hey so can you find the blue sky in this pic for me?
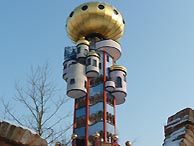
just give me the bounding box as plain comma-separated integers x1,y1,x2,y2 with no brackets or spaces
1,0,194,146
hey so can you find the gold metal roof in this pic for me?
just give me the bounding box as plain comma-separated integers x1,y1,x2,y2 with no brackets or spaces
66,2,125,43
76,39,90,46
110,65,127,74
87,50,100,58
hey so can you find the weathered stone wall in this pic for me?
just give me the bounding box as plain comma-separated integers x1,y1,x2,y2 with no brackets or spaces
0,121,47,146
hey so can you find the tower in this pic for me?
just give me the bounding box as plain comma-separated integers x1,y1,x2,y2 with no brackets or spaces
63,2,127,146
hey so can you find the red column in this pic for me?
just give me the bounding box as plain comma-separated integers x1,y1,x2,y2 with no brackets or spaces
111,52,117,135
113,97,116,134
112,142,119,146
73,100,77,132
85,78,90,146
103,51,107,142
94,137,101,146
72,139,77,146
73,101,77,146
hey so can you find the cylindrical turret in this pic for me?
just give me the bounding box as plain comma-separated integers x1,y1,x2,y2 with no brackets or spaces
86,51,100,78
76,39,90,63
67,63,87,98
109,65,127,105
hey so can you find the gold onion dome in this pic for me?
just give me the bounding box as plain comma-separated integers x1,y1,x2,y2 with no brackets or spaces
66,1,125,43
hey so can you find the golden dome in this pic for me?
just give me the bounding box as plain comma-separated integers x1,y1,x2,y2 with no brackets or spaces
66,2,125,43
125,141,132,146
93,132,100,138
112,134,119,141
55,142,61,146
71,133,78,139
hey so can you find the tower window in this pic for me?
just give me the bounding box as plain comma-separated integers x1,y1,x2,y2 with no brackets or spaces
85,81,87,88
93,59,97,67
99,62,102,69
84,49,88,55
98,4,105,10
70,78,75,84
115,77,122,88
107,55,109,62
64,64,67,69
113,9,119,15
87,58,91,65
69,11,74,17
77,46,81,53
123,19,125,24
82,5,88,11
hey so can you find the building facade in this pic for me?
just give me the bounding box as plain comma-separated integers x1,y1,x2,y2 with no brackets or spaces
163,108,194,146
63,2,127,146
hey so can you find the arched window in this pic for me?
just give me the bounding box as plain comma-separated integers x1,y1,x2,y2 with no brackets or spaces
115,77,122,88
70,78,75,84
93,59,97,67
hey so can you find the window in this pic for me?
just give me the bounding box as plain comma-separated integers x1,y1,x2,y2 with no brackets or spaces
107,55,109,62
84,49,88,55
93,59,97,67
113,9,119,15
123,19,125,24
99,62,102,69
77,46,81,53
85,81,87,88
69,11,74,17
98,4,104,10
70,79,75,84
64,64,67,69
82,5,88,11
115,77,122,88
87,58,91,65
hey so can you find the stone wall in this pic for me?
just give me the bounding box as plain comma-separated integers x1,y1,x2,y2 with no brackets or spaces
0,121,47,146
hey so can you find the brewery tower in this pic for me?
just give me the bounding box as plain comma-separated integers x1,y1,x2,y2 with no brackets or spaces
63,2,127,146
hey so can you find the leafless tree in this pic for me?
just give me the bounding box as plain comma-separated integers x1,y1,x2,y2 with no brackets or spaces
1,64,72,145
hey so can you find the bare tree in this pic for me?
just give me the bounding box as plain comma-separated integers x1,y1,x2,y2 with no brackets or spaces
1,64,72,145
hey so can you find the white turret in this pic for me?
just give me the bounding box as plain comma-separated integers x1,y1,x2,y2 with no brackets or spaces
109,65,127,105
86,51,100,78
67,63,87,98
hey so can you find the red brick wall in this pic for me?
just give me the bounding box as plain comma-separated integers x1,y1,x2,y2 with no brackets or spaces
0,121,47,146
